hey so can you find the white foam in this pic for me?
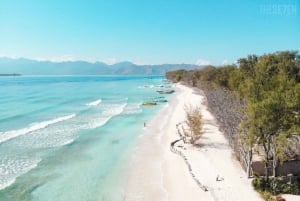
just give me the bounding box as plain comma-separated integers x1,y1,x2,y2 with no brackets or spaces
0,158,41,190
58,138,74,146
87,103,127,129
123,103,143,115
0,178,15,191
86,99,102,106
102,103,127,116
138,85,154,89
0,114,76,144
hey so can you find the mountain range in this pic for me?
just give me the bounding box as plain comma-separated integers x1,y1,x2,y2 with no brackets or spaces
0,57,203,75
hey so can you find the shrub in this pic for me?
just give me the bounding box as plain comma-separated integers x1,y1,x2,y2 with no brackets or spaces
253,176,300,196
184,104,202,144
261,191,275,201
252,176,263,190
252,176,270,191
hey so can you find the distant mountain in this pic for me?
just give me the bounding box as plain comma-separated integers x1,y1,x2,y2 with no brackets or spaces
0,57,203,75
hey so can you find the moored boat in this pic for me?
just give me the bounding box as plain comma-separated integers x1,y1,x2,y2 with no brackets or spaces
156,89,175,94
142,102,157,106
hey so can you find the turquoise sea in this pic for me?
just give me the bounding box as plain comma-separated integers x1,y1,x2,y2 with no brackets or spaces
0,75,170,201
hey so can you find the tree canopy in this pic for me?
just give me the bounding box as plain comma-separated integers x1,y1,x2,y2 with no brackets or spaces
166,51,300,180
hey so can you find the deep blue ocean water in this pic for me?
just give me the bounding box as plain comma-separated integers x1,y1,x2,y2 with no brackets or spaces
0,75,170,201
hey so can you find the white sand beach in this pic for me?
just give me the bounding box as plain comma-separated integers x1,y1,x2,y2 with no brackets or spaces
124,84,263,201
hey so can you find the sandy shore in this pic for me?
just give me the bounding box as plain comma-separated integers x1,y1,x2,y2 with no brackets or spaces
124,84,263,201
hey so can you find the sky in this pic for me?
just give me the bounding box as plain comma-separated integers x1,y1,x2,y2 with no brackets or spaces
0,0,299,65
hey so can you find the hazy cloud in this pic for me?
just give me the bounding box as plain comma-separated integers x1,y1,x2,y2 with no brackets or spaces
222,60,229,65
104,58,118,65
49,55,77,62
195,58,211,66
0,54,19,59
34,55,77,62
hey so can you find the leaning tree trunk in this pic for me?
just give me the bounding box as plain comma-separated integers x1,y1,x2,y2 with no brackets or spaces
246,149,253,178
263,139,271,184
265,160,270,184
272,157,278,177
271,147,278,177
271,136,279,177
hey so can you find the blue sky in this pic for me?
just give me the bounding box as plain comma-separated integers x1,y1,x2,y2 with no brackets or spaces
0,0,299,65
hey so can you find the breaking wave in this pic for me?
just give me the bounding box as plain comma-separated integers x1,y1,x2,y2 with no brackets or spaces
0,114,76,144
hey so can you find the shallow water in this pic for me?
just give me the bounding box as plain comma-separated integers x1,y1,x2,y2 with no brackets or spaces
0,75,170,200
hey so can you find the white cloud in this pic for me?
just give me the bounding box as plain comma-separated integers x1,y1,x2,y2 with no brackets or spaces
50,55,77,62
131,60,148,65
34,55,77,62
221,60,238,65
195,58,211,66
1,54,102,63
104,58,118,65
0,54,19,59
222,59,229,65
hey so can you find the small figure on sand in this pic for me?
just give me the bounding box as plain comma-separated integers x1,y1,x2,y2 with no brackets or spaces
144,122,146,127
216,175,224,181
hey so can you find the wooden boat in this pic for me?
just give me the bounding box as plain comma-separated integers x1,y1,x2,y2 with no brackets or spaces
153,96,168,103
156,89,175,94
142,102,157,106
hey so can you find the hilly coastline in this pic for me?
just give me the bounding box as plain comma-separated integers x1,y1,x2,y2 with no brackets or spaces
0,57,202,75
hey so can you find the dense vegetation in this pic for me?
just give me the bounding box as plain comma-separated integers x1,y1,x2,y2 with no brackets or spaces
166,51,300,196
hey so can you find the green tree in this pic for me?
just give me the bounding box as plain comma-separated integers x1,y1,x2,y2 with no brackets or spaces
238,54,258,78
242,52,300,181
215,65,237,88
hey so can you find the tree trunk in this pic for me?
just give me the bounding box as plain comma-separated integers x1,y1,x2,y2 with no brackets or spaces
263,139,271,183
265,161,270,183
247,149,253,178
272,160,276,177
271,136,278,177
272,155,278,177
